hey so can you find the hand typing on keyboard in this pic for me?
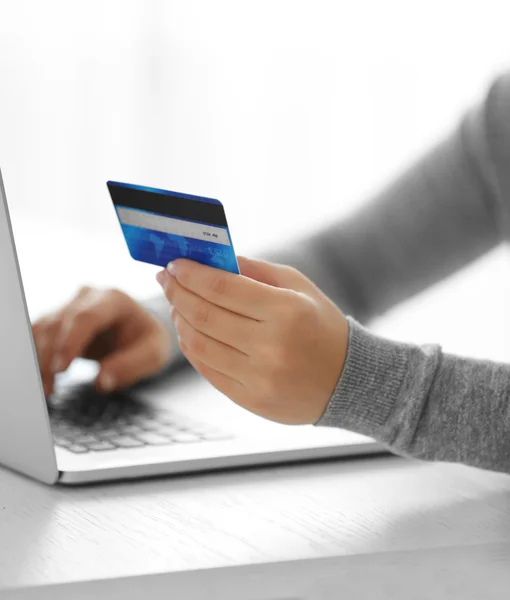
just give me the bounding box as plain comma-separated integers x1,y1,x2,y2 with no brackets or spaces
32,287,174,397
32,283,235,453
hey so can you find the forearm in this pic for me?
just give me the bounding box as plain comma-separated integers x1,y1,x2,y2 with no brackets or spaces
318,318,510,473
265,89,504,323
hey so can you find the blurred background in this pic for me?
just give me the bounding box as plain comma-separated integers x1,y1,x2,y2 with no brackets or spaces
1,0,510,359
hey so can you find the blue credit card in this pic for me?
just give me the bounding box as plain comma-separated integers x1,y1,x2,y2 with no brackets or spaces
107,181,239,274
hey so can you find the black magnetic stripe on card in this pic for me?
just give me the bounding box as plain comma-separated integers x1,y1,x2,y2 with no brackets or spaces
107,183,228,227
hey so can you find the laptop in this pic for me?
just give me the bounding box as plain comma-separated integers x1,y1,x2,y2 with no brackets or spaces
0,169,385,485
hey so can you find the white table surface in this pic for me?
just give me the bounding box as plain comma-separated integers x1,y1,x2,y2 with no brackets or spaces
2,215,510,599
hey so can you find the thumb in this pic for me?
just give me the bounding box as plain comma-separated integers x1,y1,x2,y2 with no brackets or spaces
237,256,318,294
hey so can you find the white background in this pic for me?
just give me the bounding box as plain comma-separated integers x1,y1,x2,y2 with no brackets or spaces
1,0,510,359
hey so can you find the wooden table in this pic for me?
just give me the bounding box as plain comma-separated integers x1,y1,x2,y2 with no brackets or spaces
2,457,510,599
2,216,510,599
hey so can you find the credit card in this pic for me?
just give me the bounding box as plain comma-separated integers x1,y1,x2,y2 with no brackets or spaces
107,181,239,274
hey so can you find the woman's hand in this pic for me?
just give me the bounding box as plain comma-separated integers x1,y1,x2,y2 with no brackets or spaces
32,287,173,396
157,256,349,425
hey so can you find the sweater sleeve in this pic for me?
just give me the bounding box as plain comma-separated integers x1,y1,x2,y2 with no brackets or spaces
312,72,510,474
265,74,508,321
318,317,510,474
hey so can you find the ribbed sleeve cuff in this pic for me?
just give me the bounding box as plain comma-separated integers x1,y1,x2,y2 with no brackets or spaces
315,317,409,437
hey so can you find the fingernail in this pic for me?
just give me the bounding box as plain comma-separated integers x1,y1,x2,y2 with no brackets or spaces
51,355,65,373
166,262,176,276
100,372,116,392
156,270,168,286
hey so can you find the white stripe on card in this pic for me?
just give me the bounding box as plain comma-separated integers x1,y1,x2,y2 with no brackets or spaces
116,206,231,246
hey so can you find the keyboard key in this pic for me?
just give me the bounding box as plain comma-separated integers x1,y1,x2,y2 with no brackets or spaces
110,436,145,448
116,424,142,435
170,432,201,444
129,414,155,424
93,429,121,439
158,426,182,437
134,432,171,446
138,420,163,431
53,424,82,435
87,441,116,451
73,434,99,445
67,444,89,453
53,436,72,447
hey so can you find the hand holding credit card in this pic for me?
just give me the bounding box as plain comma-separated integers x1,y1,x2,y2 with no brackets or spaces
107,181,239,274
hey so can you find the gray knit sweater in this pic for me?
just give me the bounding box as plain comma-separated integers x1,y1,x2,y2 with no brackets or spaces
146,71,510,474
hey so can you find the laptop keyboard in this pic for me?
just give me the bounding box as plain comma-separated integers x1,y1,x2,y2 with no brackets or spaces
49,384,235,454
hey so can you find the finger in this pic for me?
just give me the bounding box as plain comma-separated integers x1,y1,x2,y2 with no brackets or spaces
180,340,245,400
164,276,258,353
238,256,319,294
32,286,95,375
32,314,61,396
95,332,171,392
164,259,287,320
237,256,283,287
52,290,128,372
173,312,247,380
